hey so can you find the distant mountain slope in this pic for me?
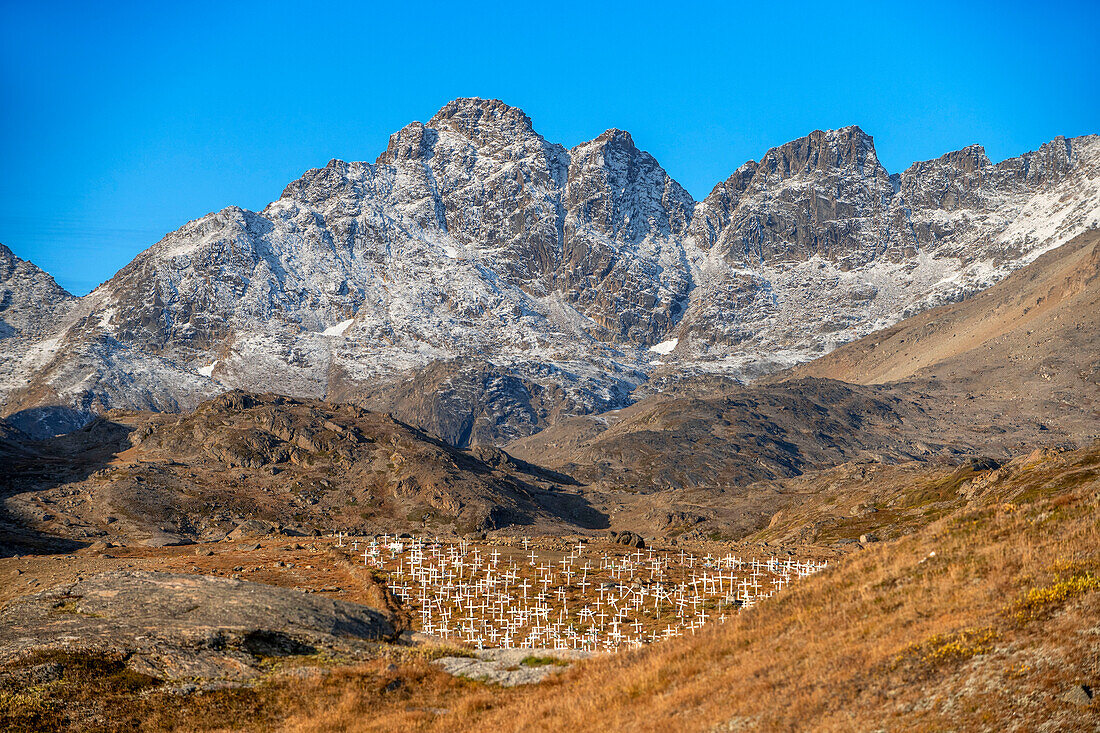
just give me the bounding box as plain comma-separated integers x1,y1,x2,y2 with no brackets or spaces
0,391,604,550
0,243,74,338
0,243,84,437
3,100,1098,444
509,231,1100,494
784,228,1100,388
338,358,632,449
506,378,947,493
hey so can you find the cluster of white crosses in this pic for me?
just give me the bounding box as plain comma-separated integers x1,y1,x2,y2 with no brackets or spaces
342,533,827,651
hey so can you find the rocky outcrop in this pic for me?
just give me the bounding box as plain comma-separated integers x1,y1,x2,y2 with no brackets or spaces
433,647,590,686
0,571,394,681
611,530,646,549
0,390,606,543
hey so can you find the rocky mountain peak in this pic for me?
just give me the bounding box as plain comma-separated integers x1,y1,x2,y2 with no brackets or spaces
0,243,64,291
1004,134,1080,185
2,106,1097,449
375,121,438,165
429,96,532,127
427,97,541,149
279,155,370,204
687,161,761,250
756,125,883,181
0,242,17,278
567,128,694,234
902,143,991,178
0,242,74,338
947,144,991,171
588,128,637,150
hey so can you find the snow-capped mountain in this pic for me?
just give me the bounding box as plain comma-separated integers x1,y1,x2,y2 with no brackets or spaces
2,98,1098,442
675,127,1100,375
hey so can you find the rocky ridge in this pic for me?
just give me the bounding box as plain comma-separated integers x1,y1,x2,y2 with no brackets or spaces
0,390,604,550
2,99,1098,444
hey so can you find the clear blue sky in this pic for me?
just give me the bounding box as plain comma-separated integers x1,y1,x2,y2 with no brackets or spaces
2,0,1097,295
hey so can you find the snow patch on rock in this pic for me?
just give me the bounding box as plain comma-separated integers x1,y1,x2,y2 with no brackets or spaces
322,320,354,337
649,338,678,355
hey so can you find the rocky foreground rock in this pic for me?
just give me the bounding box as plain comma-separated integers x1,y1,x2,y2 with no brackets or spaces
432,647,592,686
0,571,394,681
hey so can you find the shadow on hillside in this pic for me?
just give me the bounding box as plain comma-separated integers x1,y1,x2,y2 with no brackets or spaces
0,413,133,558
534,488,610,531
4,405,97,439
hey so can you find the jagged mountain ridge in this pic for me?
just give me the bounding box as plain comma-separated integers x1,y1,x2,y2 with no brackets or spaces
505,229,1100,503
2,98,1098,442
676,128,1098,372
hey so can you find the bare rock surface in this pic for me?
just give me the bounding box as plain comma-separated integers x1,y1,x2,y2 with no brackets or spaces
0,570,394,681
432,647,592,686
2,100,1097,447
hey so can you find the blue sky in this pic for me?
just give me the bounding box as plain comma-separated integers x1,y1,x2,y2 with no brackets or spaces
2,0,1097,295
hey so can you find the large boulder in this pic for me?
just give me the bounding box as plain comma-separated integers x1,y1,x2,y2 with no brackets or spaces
227,519,277,540
613,531,646,549
0,571,394,681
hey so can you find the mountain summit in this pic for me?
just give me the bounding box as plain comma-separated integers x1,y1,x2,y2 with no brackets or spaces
2,99,1098,442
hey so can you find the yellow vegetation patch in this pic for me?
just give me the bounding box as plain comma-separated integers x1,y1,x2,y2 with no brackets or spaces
894,626,1000,671
1009,572,1100,624
519,656,569,668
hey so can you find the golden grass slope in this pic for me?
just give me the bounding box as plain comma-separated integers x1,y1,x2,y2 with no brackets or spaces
3,442,1096,731
275,441,1100,732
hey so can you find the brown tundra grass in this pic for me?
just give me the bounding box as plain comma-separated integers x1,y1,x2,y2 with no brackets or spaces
272,443,1100,732
7,443,1099,732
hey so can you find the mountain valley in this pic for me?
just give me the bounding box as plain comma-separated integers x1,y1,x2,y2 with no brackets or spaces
2,99,1099,732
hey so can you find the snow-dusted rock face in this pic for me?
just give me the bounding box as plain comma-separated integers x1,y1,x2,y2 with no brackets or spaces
0,243,74,338
674,128,1100,373
0,243,83,434
2,99,1098,444
559,128,695,342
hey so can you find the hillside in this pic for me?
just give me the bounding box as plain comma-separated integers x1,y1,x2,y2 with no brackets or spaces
3,441,1095,731
786,228,1100,389
507,378,943,492
396,441,1100,732
0,391,602,554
